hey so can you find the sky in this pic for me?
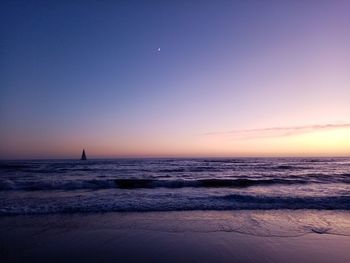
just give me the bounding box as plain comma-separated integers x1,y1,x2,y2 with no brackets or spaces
1,0,350,159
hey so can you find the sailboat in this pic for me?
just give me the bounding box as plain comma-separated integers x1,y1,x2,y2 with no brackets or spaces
81,149,87,160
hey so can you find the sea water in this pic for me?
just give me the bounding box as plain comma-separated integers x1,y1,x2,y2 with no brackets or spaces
0,158,350,214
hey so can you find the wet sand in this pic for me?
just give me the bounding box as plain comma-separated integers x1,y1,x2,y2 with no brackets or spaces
1,210,350,263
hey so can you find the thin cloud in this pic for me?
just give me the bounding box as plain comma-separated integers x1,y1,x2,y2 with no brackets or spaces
205,123,350,140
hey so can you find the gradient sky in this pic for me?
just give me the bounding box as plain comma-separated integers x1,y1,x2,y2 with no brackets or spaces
1,0,350,159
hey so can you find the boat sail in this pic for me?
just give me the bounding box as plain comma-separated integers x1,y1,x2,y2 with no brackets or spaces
81,149,87,160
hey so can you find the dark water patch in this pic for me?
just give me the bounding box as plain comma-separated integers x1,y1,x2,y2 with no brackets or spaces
300,159,324,163
157,168,186,173
275,165,295,170
197,178,307,187
114,179,155,189
0,163,29,170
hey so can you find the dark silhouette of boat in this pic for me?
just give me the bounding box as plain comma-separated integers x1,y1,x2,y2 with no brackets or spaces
81,149,87,160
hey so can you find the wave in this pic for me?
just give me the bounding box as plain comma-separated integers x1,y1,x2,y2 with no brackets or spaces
1,194,350,215
0,177,328,191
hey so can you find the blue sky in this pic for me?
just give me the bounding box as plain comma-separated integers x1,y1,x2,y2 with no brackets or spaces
1,0,350,158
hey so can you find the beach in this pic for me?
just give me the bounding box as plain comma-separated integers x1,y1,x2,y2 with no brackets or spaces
1,210,350,263
1,158,350,262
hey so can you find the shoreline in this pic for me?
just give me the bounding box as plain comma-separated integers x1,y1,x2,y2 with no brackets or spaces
1,210,349,263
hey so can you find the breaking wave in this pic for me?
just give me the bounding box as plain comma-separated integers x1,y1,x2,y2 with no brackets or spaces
1,194,350,215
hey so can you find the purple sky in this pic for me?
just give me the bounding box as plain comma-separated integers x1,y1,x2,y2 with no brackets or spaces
1,0,350,158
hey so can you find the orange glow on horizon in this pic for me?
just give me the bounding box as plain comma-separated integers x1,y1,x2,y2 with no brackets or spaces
1,126,349,159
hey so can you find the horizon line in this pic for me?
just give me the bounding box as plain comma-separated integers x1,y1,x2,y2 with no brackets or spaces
1,155,349,161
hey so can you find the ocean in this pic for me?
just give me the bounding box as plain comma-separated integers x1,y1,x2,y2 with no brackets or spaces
1,158,350,214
